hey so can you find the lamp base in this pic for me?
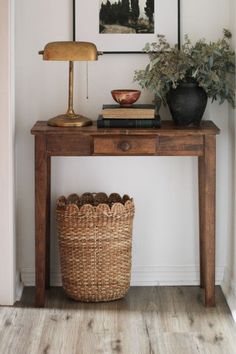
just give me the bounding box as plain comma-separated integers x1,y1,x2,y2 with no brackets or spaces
47,114,93,127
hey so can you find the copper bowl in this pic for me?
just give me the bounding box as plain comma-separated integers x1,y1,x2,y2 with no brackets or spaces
111,89,141,106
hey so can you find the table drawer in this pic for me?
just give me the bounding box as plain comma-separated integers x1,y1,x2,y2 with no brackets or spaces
93,136,156,155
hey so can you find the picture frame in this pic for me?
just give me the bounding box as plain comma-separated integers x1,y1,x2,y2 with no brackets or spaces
73,0,180,53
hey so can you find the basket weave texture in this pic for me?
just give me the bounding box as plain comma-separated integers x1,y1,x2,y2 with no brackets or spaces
56,192,135,302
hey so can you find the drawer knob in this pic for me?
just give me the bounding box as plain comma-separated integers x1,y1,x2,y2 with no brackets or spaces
118,141,131,151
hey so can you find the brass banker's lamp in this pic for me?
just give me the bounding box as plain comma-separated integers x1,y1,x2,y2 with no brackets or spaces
39,41,98,127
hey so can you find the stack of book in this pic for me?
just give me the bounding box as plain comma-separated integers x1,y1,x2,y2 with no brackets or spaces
97,104,161,128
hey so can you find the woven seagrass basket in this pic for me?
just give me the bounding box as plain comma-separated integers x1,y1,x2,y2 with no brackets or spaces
56,192,135,302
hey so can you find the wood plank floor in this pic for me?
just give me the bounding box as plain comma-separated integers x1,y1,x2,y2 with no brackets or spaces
0,286,236,354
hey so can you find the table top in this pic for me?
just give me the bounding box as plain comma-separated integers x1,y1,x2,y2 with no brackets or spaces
31,120,220,136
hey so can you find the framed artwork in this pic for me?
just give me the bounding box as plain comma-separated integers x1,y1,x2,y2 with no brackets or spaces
74,0,180,53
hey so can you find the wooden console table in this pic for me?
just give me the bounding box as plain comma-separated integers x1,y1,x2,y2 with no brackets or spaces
31,120,220,308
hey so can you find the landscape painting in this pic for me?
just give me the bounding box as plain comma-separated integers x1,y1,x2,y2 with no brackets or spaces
75,0,179,52
99,0,154,34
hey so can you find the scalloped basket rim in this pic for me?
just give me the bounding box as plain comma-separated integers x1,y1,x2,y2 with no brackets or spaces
56,192,134,213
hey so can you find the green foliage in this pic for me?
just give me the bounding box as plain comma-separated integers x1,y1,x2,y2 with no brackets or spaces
121,0,130,24
131,0,140,23
144,0,154,23
100,0,130,26
134,30,235,107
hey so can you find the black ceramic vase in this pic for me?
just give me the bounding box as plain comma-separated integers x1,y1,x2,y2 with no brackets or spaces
167,81,208,126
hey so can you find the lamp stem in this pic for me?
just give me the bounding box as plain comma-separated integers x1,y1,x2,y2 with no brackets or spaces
66,61,76,117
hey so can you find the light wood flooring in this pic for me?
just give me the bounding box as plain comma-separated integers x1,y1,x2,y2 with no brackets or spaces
0,286,236,354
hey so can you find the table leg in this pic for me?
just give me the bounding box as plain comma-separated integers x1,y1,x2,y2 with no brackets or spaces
198,156,205,289
45,156,51,289
35,135,50,307
199,135,216,307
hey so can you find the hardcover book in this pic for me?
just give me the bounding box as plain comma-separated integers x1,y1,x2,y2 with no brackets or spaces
97,115,161,129
102,104,156,119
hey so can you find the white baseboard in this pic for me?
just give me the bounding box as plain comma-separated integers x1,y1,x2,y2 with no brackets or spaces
221,267,236,322
20,265,224,287
131,265,224,286
15,270,24,302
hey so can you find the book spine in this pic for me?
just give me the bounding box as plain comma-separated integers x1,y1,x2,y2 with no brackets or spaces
102,113,155,119
102,104,155,109
102,109,155,118
97,119,161,128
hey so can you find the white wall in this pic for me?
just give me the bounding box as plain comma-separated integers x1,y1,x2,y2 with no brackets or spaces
0,0,16,305
222,0,236,321
16,0,231,286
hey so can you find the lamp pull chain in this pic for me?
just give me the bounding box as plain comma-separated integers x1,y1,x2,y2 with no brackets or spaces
86,61,89,99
